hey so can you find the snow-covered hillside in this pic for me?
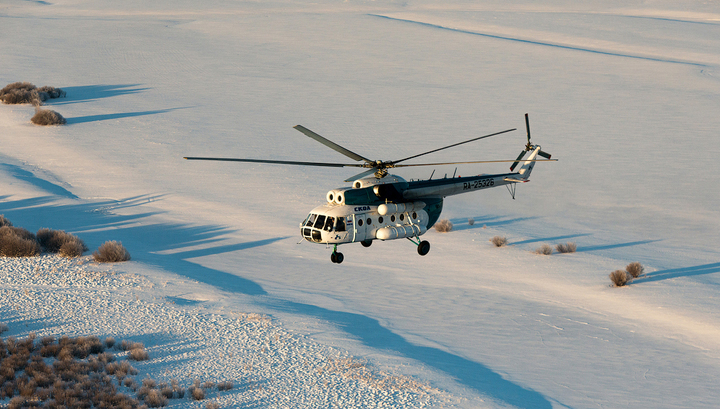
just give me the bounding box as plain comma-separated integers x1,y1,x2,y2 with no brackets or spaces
1,0,719,407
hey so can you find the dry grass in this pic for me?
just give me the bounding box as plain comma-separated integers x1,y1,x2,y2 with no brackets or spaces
93,240,131,262
535,244,553,255
205,402,220,409
609,270,630,287
490,236,507,247
626,262,645,278
217,380,234,391
31,108,67,125
0,215,12,228
433,219,453,233
0,226,40,257
190,385,205,401
555,242,577,253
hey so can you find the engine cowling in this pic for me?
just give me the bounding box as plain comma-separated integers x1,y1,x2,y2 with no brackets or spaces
378,201,426,216
376,224,427,240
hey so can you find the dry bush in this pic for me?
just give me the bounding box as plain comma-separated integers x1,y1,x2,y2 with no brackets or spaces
190,386,205,401
433,219,453,233
535,244,553,255
31,108,67,125
205,402,220,409
36,229,87,255
468,218,475,226
58,240,86,258
0,323,8,334
1,82,65,106
609,270,630,287
0,215,12,228
490,236,507,247
0,226,40,257
626,262,645,278
143,388,168,407
555,242,577,253
127,345,149,361
93,241,131,262
202,380,215,390
104,337,115,349
217,380,234,391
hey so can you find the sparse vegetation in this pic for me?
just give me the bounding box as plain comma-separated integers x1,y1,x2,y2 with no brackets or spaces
490,236,507,247
434,219,453,233
0,226,40,257
555,242,577,253
36,228,87,257
0,215,12,228
217,380,234,391
609,270,630,287
626,262,645,278
535,244,553,255
93,240,131,262
0,323,8,334
31,107,67,125
0,82,65,106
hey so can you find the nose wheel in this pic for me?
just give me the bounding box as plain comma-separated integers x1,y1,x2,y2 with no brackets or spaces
331,245,344,264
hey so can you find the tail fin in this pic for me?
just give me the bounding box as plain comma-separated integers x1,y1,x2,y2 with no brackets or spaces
516,146,541,180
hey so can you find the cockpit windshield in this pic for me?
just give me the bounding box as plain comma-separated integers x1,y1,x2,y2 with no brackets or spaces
304,214,317,227
313,215,326,229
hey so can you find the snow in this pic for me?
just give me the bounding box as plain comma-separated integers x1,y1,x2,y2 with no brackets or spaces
1,0,720,407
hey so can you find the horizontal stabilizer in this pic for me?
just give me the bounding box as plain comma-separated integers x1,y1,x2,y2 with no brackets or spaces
504,177,530,183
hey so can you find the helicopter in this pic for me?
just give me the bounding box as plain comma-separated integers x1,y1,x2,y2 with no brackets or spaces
185,114,555,264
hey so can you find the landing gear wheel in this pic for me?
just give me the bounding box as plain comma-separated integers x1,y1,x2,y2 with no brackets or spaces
331,252,344,264
417,240,430,256
361,240,372,248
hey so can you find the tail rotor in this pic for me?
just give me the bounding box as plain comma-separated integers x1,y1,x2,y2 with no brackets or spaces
510,113,552,171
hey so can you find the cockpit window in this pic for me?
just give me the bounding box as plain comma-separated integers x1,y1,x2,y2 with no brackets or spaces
304,214,317,227
313,215,326,229
324,217,335,231
336,218,346,232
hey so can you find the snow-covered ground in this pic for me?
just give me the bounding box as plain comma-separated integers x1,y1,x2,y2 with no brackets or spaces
1,0,719,407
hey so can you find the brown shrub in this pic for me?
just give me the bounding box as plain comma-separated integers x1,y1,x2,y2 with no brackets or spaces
0,215,12,228
31,108,66,125
0,82,64,106
626,262,645,278
490,236,507,247
143,388,168,407
217,380,233,391
0,226,40,257
555,242,577,253
36,229,87,254
190,386,205,401
609,270,630,287
93,241,130,262
535,244,552,255
433,219,453,233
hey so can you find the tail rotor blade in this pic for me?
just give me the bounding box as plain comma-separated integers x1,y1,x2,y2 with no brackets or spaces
538,150,552,159
525,113,531,143
509,150,526,171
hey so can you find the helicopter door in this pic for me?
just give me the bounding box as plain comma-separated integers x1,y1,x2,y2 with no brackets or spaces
352,213,369,243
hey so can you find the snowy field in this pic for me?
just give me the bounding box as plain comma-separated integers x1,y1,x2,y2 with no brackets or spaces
1,0,720,407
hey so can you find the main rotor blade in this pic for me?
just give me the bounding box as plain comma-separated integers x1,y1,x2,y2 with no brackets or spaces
344,167,379,182
391,128,516,165
393,158,557,167
293,125,373,163
184,157,364,168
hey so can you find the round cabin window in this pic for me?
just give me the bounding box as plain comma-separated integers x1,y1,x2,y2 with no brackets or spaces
412,212,417,219
390,215,396,222
367,218,371,225
399,214,405,221
378,216,384,224
358,218,363,226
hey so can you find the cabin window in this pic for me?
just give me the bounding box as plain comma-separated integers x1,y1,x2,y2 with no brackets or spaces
399,214,405,221
336,218,346,232
412,212,417,219
378,216,384,224
390,215,396,222
358,218,364,227
324,217,335,231
366,218,371,225
313,215,326,229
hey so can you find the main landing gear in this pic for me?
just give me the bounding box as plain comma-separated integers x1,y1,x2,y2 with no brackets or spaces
407,237,430,256
330,244,344,264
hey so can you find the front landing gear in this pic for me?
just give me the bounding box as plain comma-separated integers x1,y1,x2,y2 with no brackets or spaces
331,244,344,264
407,237,430,256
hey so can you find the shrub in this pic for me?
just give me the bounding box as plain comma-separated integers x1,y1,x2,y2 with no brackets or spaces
104,337,115,349
36,229,87,255
626,262,644,278
128,345,149,361
555,242,577,253
0,226,40,257
205,402,220,409
93,241,131,262
433,219,453,233
535,244,552,255
0,323,8,334
0,82,64,106
217,380,233,391
143,389,168,407
468,218,475,226
609,270,630,287
490,236,507,247
37,86,65,99
190,386,205,401
0,215,12,228
31,108,66,125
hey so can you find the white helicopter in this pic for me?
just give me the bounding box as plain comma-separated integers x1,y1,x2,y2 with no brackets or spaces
185,114,555,264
